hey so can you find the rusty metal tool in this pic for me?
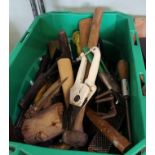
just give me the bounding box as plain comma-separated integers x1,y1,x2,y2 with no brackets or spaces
86,107,131,153
88,102,128,153
88,103,126,153
96,99,117,120
117,59,131,141
95,90,117,119
95,90,114,103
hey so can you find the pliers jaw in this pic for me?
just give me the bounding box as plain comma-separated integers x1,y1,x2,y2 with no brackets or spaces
70,47,101,107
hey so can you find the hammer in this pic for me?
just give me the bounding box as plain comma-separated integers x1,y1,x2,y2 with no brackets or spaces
86,107,131,153
62,106,88,147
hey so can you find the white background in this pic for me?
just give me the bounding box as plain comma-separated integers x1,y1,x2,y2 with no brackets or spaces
9,0,146,51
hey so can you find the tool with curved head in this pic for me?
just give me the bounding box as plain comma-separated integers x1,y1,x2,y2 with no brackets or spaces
117,59,131,141
70,46,101,107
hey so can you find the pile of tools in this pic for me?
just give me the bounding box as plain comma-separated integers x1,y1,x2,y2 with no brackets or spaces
10,7,133,154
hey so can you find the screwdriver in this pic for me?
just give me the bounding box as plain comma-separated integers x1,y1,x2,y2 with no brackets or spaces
117,59,131,141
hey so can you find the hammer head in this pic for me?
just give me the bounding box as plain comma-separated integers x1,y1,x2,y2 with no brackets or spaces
62,130,88,147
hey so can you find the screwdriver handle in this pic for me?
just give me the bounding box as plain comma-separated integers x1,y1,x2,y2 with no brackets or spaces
117,60,129,97
117,60,129,80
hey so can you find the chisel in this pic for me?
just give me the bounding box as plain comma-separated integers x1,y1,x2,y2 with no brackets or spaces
117,59,131,141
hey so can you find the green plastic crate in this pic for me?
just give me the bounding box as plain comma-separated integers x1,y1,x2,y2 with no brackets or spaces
9,11,146,155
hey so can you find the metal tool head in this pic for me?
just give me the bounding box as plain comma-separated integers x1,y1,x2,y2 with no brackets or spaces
95,90,117,119
70,83,90,107
70,47,100,107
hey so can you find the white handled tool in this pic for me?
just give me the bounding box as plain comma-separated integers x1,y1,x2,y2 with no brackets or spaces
70,46,101,107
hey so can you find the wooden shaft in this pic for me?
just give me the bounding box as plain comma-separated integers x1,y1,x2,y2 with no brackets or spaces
86,107,131,153
59,31,71,58
57,59,74,108
79,18,92,79
117,60,129,79
34,83,50,104
88,7,104,48
73,106,86,132
79,18,92,49
48,40,59,59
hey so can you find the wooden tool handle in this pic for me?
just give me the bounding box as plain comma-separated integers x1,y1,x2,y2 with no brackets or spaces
88,7,104,48
34,83,49,104
59,31,71,58
73,106,86,132
79,18,92,49
57,58,74,108
86,107,131,153
117,60,129,79
48,40,59,59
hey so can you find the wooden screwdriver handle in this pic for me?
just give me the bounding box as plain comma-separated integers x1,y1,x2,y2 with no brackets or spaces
86,107,131,153
88,7,104,48
117,60,129,79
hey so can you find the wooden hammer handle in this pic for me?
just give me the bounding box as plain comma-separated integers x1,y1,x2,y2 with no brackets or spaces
79,18,92,49
86,107,131,153
88,7,104,48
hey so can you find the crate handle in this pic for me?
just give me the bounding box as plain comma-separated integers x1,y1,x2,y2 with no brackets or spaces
9,145,16,154
130,30,146,98
139,73,146,96
20,31,30,43
130,30,140,47
125,139,146,155
9,144,29,155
